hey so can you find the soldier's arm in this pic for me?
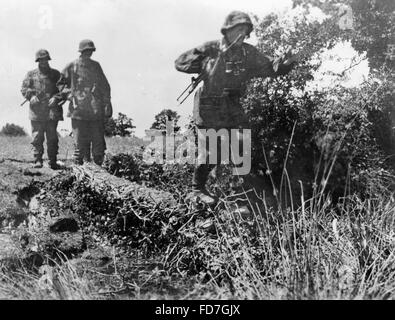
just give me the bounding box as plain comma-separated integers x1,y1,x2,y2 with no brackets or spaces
56,64,73,101
96,63,111,104
247,45,296,79
21,71,35,100
51,70,61,97
175,41,217,74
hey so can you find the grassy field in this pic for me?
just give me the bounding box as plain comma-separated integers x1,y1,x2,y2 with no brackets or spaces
0,135,144,163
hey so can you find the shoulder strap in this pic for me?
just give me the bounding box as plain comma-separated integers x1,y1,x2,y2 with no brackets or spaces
70,60,79,91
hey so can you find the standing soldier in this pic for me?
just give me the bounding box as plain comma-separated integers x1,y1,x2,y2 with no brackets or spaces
175,11,299,205
57,39,112,166
21,49,63,169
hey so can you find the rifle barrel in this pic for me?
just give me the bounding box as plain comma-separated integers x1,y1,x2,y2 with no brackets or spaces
177,81,194,102
176,33,245,105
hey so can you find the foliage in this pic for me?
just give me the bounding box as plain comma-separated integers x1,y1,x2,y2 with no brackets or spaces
2,1,395,301
293,0,395,70
0,123,27,137
244,3,395,200
24,153,395,299
104,113,136,137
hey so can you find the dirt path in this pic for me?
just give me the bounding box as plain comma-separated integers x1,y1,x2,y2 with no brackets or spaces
0,159,63,259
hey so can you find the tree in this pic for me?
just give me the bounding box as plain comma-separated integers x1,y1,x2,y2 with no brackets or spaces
104,113,136,137
0,123,27,136
242,2,395,200
293,0,395,70
150,109,180,133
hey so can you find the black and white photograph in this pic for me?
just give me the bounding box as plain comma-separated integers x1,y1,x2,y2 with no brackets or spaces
0,0,394,305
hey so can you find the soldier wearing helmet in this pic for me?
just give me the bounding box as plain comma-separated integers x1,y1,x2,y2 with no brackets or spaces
21,49,63,169
175,11,299,205
57,39,112,166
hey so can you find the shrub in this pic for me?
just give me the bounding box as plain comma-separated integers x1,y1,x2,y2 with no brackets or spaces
0,123,27,136
104,113,136,137
243,6,395,202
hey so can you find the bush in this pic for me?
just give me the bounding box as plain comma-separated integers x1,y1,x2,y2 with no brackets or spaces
0,123,27,137
242,6,395,202
104,113,136,137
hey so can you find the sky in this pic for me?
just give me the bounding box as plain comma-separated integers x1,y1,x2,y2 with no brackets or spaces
0,0,368,137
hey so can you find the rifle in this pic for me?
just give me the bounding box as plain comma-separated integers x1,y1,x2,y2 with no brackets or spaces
20,91,49,107
176,33,245,105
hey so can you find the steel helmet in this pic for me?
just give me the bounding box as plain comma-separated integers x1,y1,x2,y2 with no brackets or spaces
220,11,253,36
35,49,51,62
78,39,96,52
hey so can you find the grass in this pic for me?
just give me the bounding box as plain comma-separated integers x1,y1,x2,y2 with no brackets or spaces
0,135,144,163
0,136,394,300
2,188,394,300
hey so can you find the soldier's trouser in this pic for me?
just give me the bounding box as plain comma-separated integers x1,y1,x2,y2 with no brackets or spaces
71,119,106,165
192,126,250,190
192,127,230,191
192,94,249,191
31,120,59,161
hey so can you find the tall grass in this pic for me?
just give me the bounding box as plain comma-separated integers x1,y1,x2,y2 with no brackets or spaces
198,128,395,299
1,136,394,300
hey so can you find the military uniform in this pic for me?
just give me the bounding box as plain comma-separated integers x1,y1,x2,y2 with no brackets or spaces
57,40,112,165
21,49,63,167
175,11,296,200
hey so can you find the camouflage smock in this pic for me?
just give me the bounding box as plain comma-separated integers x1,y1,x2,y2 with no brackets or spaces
57,57,111,121
21,68,63,121
175,38,295,128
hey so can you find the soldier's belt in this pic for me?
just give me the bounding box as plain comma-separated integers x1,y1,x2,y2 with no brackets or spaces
200,92,241,105
200,96,223,105
222,88,241,97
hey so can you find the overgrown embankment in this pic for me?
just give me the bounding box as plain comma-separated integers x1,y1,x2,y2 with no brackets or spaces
2,152,394,300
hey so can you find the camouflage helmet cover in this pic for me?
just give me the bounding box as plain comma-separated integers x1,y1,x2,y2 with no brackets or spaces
35,49,51,62
220,11,253,36
78,39,96,52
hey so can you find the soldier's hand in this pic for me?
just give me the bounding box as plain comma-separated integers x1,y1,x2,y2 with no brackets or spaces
283,49,301,66
30,96,40,104
104,102,113,118
48,97,58,107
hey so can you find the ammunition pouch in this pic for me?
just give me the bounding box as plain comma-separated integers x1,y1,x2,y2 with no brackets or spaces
68,87,104,120
222,88,241,98
199,89,241,106
193,88,247,129
200,96,223,106
49,104,64,121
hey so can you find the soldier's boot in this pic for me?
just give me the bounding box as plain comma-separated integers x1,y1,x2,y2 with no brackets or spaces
93,155,104,166
91,122,106,166
48,158,62,170
73,148,84,165
229,204,252,219
46,123,60,170
189,164,218,205
33,158,43,169
188,189,217,206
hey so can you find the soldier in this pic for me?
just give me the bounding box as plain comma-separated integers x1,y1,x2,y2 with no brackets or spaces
21,49,63,169
57,39,112,166
175,11,299,205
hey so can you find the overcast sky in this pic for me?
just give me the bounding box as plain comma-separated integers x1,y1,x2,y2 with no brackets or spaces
0,0,367,137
